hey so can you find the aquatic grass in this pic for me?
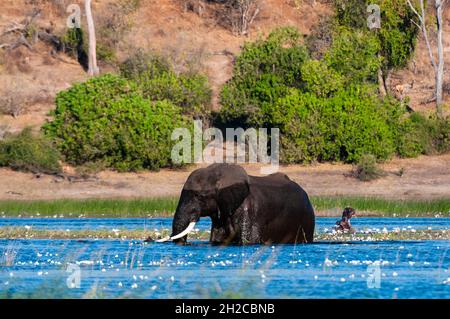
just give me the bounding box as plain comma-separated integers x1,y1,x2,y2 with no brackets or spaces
0,227,448,241
0,241,19,266
0,279,76,299
0,196,449,217
0,198,178,217
318,229,450,241
0,227,172,241
310,196,450,217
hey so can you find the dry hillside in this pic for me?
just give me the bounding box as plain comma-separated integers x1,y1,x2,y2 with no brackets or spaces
1,0,448,136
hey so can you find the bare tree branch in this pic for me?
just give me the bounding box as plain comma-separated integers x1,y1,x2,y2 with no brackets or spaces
407,0,437,72
406,0,446,117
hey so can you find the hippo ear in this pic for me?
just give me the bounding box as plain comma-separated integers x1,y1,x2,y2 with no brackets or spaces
215,165,250,216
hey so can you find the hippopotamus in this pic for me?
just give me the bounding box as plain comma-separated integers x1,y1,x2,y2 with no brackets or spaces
334,207,356,232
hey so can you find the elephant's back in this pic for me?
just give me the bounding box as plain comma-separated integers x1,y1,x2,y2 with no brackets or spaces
248,175,313,212
248,173,292,187
248,174,315,243
248,174,307,196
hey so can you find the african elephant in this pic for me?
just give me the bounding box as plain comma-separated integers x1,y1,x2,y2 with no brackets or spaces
158,163,315,245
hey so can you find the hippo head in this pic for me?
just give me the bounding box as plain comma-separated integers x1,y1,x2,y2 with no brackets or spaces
342,207,356,219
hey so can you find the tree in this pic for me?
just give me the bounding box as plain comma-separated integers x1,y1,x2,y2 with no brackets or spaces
333,0,419,95
407,0,446,117
234,0,261,35
85,0,99,76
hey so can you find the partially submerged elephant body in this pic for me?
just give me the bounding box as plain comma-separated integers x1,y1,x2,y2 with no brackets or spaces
164,163,315,245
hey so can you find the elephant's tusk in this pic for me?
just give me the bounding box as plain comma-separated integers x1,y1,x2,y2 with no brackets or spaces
169,222,197,240
155,236,171,243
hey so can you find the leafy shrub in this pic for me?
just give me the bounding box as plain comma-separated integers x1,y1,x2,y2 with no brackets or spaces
138,73,211,118
217,27,308,127
273,86,400,163
119,50,171,80
397,114,450,157
59,28,88,70
231,27,308,87
305,16,335,60
217,28,406,164
300,60,343,97
427,116,450,153
96,42,116,63
120,51,212,118
333,0,418,76
325,27,381,84
0,128,61,174
216,23,436,165
60,27,84,58
43,74,189,171
351,154,385,182
333,0,368,29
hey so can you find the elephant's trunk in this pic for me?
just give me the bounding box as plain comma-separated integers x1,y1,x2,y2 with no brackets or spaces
171,222,197,240
170,197,199,243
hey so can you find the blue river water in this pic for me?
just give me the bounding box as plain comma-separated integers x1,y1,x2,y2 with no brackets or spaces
0,217,449,299
1,217,449,231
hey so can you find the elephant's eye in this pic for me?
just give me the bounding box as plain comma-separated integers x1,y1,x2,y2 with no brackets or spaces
194,190,214,199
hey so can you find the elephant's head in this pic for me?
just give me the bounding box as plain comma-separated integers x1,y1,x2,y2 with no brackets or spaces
163,164,250,244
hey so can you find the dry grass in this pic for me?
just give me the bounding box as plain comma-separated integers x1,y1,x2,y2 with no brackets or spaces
0,79,29,117
0,75,53,118
1,48,33,74
0,125,10,140
162,32,209,75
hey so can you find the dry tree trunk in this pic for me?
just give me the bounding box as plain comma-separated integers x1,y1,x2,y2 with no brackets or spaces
378,68,387,96
407,0,446,118
85,0,99,76
231,0,260,36
435,0,445,113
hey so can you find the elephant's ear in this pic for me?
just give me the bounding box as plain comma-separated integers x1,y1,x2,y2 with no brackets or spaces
215,165,250,216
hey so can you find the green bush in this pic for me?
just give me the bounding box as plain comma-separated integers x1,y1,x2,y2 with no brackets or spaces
351,154,385,182
273,86,400,163
231,27,309,87
305,16,335,60
0,128,61,174
43,74,189,171
120,51,212,118
397,113,450,157
333,0,368,29
300,60,343,97
119,50,171,80
138,73,211,118
333,0,418,86
217,27,308,127
325,27,381,84
217,28,406,164
60,28,85,58
96,42,116,63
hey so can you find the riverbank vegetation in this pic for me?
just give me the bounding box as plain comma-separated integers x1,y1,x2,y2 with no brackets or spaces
0,226,448,241
0,196,448,218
